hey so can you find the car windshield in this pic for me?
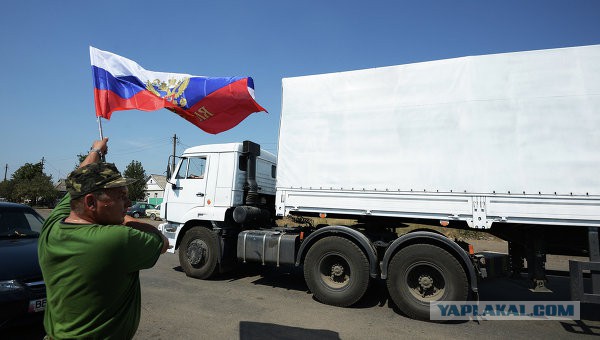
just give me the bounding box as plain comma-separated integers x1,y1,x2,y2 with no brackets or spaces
0,208,44,238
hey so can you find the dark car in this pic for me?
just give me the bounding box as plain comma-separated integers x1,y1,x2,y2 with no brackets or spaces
126,202,156,218
0,202,46,328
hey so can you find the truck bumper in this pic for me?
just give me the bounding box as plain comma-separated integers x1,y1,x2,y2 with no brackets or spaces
158,222,178,254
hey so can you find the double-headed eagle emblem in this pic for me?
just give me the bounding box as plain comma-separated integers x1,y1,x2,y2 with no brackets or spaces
145,77,190,107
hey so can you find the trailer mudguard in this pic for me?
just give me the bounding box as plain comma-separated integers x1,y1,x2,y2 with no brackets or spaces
295,226,380,278
380,231,478,294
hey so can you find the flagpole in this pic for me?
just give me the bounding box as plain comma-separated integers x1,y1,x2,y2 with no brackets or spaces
97,116,106,162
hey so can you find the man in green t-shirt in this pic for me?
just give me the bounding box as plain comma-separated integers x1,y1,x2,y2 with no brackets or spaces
38,138,169,339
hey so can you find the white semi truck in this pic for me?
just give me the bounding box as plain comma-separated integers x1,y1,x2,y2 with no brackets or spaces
158,44,600,320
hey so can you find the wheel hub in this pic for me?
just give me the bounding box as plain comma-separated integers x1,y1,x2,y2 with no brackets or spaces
330,264,345,279
318,254,351,289
418,275,433,289
406,264,445,300
187,239,207,265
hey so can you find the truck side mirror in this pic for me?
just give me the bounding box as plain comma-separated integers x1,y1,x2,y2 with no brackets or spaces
166,155,179,185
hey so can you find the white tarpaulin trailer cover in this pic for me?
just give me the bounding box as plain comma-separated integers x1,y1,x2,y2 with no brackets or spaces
277,45,600,196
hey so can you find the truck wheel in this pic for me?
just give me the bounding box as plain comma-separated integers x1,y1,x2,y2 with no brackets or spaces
149,213,157,220
304,236,370,307
133,212,140,218
386,244,468,321
179,226,219,279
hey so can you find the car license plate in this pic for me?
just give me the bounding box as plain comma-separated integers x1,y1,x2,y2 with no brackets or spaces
28,298,46,313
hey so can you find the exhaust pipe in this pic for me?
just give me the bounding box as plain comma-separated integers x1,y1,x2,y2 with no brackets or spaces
243,141,261,206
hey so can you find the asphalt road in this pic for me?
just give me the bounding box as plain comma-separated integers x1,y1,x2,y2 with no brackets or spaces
6,212,599,339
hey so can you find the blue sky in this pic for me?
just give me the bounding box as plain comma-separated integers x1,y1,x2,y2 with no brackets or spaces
1,0,599,181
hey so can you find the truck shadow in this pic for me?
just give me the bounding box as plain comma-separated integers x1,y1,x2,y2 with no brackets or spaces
174,263,392,308
560,320,600,337
248,268,309,292
244,272,467,324
239,321,340,340
223,265,408,315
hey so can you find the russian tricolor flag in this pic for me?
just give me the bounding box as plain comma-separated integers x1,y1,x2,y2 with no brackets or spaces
90,47,266,134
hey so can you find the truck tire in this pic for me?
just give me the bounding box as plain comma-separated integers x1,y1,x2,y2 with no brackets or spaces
304,236,370,307
386,244,468,321
179,226,219,279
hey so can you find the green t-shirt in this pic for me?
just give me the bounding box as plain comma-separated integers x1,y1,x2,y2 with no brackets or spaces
38,194,163,339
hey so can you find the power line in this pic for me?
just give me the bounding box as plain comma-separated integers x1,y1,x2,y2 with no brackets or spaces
109,138,173,156
43,160,67,180
176,140,191,148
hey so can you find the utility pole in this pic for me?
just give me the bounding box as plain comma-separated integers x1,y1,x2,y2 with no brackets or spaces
171,134,177,175
3,164,7,181
41,157,45,173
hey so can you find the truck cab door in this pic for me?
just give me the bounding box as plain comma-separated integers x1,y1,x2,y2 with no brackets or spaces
166,156,209,223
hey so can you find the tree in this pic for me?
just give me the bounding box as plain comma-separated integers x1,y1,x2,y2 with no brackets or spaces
74,152,88,170
124,160,147,202
12,162,43,180
0,179,15,201
11,162,58,205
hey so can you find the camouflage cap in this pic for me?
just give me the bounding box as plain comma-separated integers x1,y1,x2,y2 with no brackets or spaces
66,162,137,199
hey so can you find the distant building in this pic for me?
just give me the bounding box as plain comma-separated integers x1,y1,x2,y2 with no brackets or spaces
55,179,67,197
145,174,166,205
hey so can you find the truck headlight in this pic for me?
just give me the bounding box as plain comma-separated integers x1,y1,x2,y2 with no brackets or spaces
0,280,25,292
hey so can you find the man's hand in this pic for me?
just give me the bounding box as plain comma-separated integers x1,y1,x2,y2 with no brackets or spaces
91,138,109,155
80,137,109,168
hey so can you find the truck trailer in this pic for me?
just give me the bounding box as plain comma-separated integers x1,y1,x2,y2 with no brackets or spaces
158,44,600,320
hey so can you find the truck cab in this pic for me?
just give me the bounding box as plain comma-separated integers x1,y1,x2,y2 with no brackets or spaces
160,142,277,249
